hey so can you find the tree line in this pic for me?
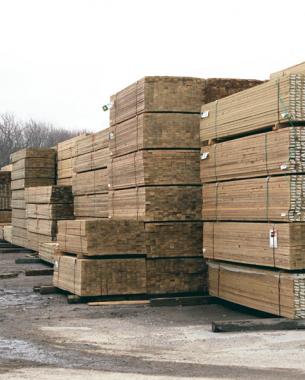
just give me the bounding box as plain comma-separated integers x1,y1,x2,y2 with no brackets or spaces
0,113,86,168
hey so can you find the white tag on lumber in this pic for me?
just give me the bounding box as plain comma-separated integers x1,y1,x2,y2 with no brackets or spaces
201,152,209,160
201,110,209,119
269,229,278,249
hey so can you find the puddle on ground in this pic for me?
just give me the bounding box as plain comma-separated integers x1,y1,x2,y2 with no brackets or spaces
0,289,48,308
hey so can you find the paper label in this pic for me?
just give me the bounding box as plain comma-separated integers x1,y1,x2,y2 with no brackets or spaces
269,229,278,249
201,110,209,119
201,152,209,160
109,132,115,140
280,163,288,170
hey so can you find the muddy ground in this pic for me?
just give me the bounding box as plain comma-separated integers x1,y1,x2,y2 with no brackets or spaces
1,250,305,379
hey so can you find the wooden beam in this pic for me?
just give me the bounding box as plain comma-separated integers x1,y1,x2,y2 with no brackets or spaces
25,269,54,276
212,318,305,333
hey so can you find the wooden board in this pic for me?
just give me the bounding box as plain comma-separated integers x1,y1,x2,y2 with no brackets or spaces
203,222,305,270
0,211,12,223
10,148,56,163
26,203,74,220
74,129,109,156
110,77,261,126
201,127,305,182
72,169,108,195
25,186,73,204
57,134,89,161
109,186,201,221
146,257,207,295
27,218,57,236
11,178,55,190
39,242,59,264
200,74,305,142
26,231,53,251
3,225,12,243
144,221,202,258
208,260,305,319
109,113,201,157
57,219,145,256
53,255,147,297
74,148,109,173
0,172,11,210
270,61,305,79
202,175,305,222
109,150,200,190
57,219,202,258
74,193,108,218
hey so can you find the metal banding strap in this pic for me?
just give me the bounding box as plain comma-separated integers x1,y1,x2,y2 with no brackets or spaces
264,131,269,176
217,263,221,297
266,176,270,222
272,224,276,267
214,144,218,182
278,271,282,317
215,182,219,222
214,100,219,140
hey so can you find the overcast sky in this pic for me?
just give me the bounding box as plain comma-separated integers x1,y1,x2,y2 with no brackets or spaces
0,0,304,132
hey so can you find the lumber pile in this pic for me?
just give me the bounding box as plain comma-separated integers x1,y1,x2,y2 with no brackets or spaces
208,261,305,319
25,186,74,252
200,74,305,142
57,135,88,186
72,130,109,219
0,171,11,223
54,76,261,297
10,149,56,248
39,242,59,264
3,225,13,243
201,63,305,318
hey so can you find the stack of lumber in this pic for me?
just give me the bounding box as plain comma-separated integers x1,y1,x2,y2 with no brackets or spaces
57,134,88,186
25,186,74,252
39,242,59,264
54,76,261,297
0,171,11,223
10,149,56,248
3,225,13,243
200,63,305,318
208,261,305,319
72,130,109,218
200,74,305,142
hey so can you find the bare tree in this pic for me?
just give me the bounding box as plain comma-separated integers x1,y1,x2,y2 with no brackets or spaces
0,113,86,168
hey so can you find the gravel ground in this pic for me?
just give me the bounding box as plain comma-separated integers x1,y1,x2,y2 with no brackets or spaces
1,250,305,379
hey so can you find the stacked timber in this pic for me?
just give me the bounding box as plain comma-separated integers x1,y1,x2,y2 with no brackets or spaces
3,225,13,243
200,63,305,318
57,134,88,186
0,171,11,223
25,186,73,252
55,76,260,297
10,149,56,248
208,261,305,319
72,130,109,219
39,242,59,264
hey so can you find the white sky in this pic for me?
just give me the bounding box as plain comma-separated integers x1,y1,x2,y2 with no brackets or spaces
0,0,304,132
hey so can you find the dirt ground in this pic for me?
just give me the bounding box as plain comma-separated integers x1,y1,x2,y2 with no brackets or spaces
1,250,305,379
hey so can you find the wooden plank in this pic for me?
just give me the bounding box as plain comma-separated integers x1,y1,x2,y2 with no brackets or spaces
202,176,305,222
146,257,207,295
150,295,215,307
109,186,202,221
0,272,19,279
212,318,305,332
109,150,200,189
53,255,147,297
208,261,305,319
200,127,305,182
15,257,44,264
200,74,305,142
25,268,54,276
88,300,149,306
203,222,305,270
110,77,261,126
